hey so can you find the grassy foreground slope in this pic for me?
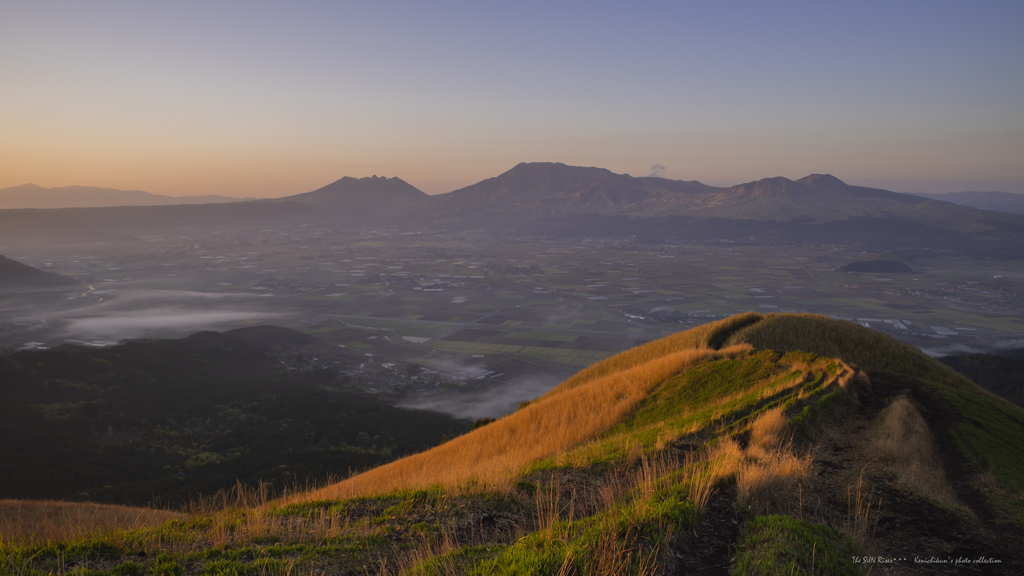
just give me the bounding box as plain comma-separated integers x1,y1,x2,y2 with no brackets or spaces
3,313,1024,575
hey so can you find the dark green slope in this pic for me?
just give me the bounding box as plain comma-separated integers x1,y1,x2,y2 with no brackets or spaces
0,328,467,506
940,351,1024,408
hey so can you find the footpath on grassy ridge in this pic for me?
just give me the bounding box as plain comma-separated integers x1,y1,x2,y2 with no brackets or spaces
2,313,1023,575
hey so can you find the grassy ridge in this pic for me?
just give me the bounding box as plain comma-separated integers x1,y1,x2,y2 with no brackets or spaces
546,351,855,470
724,313,980,392
553,311,978,398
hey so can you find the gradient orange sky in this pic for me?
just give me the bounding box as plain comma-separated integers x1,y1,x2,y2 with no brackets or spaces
2,2,1022,197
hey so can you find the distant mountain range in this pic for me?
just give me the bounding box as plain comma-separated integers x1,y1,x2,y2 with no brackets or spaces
0,253,79,288
913,191,1024,216
398,163,1022,235
276,163,1019,234
416,164,928,219
8,168,1023,221
2,164,1023,250
0,184,249,209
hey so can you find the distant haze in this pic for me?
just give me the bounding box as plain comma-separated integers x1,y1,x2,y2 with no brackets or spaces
0,184,250,209
1,3,1022,197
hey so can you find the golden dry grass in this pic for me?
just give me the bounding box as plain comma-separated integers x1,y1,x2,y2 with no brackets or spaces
737,446,813,516
374,451,704,576
871,396,957,505
708,410,813,516
565,524,658,576
553,356,856,473
299,346,751,502
749,407,790,451
846,468,882,548
0,499,185,545
545,312,762,397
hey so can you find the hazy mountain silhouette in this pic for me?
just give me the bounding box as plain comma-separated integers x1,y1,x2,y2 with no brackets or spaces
423,162,723,216
3,164,1023,244
418,163,1023,233
667,173,934,220
0,253,80,288
276,176,428,215
720,174,925,205
419,164,934,220
913,191,1024,215
0,184,248,209
0,201,314,245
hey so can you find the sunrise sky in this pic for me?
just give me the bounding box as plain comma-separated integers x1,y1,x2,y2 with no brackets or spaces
2,1,1022,197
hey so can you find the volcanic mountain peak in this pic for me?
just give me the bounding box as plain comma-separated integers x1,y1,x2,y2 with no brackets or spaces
427,162,723,216
725,176,818,199
796,173,849,191
308,175,425,196
503,161,617,182
461,162,620,199
279,175,427,213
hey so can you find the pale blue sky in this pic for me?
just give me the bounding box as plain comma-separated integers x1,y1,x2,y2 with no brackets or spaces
2,1,1022,196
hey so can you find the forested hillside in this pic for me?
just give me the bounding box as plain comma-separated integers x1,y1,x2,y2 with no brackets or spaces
0,329,468,506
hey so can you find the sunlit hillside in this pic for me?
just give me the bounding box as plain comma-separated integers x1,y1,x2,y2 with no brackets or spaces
3,313,1023,574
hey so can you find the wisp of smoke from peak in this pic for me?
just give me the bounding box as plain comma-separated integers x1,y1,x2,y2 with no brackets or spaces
648,164,667,177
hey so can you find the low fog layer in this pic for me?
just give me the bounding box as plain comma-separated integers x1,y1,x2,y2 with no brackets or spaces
66,311,281,339
397,355,566,419
920,341,1024,357
398,376,559,420
8,289,283,341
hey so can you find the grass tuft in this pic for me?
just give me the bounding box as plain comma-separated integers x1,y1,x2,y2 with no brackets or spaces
871,396,956,505
732,514,863,576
